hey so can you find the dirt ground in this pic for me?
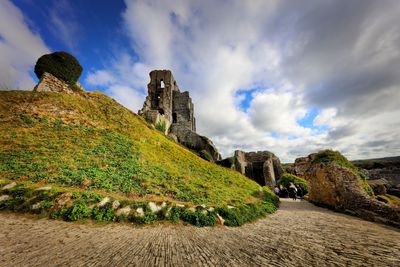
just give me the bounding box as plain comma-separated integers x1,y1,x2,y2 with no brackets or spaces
1,199,399,267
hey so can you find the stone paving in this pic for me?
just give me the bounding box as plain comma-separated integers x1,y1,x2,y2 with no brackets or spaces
1,199,399,267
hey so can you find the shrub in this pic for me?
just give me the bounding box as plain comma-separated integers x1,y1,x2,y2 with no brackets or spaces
91,203,115,221
130,212,158,224
168,206,184,223
155,120,167,133
181,209,216,227
278,173,308,190
312,150,356,171
215,201,277,227
64,200,91,221
34,51,82,84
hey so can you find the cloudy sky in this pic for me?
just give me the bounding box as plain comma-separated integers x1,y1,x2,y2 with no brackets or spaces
2,0,400,162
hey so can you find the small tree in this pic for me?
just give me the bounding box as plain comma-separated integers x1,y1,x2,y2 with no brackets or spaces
34,51,83,84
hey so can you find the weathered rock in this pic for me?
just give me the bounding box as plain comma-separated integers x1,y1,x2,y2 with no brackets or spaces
135,207,144,217
98,197,110,207
55,193,72,207
112,200,120,210
148,202,161,213
31,201,44,210
33,72,74,93
291,153,316,178
139,70,221,162
306,160,400,227
36,186,52,191
0,195,10,202
234,150,283,189
216,213,225,225
368,178,390,195
116,206,131,216
2,182,17,190
169,125,221,162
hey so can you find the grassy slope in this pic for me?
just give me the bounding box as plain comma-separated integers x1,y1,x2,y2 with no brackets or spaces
0,90,269,206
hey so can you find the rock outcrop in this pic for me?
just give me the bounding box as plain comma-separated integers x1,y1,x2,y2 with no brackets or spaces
139,70,221,162
33,72,74,93
234,150,283,189
169,125,221,161
305,155,400,227
290,153,316,178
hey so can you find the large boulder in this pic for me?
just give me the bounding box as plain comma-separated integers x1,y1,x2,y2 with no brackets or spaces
234,150,283,189
169,125,221,162
305,150,400,227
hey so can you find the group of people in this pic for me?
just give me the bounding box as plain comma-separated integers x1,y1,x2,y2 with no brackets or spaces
274,183,307,200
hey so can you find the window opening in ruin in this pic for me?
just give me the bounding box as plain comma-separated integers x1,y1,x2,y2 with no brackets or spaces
158,109,165,115
160,79,165,88
172,112,177,123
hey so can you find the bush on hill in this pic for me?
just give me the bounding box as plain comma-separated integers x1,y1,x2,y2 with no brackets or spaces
34,51,82,84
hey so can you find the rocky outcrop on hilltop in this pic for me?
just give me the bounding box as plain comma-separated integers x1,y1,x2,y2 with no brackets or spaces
305,151,400,227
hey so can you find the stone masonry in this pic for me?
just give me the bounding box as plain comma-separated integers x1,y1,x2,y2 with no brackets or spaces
33,72,74,93
139,70,221,162
234,150,283,189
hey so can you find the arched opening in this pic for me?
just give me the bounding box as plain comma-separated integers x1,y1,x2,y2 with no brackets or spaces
172,112,177,123
158,108,165,115
160,79,165,88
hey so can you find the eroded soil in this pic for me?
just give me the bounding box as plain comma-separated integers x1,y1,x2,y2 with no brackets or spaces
1,199,399,266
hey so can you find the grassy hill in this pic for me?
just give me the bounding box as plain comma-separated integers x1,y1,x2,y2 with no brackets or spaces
0,90,278,226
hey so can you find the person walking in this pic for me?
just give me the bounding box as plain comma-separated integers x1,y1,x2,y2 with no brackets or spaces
288,183,297,200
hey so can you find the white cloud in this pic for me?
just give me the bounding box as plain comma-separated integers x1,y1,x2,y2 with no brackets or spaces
87,0,400,161
313,108,337,127
86,70,116,86
0,0,49,89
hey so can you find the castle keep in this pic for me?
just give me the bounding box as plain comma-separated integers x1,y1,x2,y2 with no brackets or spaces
139,70,221,162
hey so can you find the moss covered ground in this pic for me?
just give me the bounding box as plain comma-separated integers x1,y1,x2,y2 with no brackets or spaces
0,90,278,226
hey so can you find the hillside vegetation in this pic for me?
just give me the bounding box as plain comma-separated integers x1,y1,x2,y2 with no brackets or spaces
0,90,278,226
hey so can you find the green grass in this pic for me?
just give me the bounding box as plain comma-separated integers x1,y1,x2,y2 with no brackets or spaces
278,173,308,190
0,180,278,226
0,90,279,225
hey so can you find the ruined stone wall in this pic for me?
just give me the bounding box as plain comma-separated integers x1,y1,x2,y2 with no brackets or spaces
139,70,179,128
139,69,221,162
234,150,283,189
33,72,73,93
172,91,196,131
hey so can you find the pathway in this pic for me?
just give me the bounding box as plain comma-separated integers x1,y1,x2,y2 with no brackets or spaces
1,199,399,266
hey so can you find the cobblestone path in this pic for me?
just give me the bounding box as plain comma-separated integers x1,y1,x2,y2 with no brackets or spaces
1,199,399,267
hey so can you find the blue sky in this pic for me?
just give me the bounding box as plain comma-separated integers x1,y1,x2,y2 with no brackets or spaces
1,0,400,162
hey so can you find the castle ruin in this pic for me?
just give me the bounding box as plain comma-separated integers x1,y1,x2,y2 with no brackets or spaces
139,70,221,162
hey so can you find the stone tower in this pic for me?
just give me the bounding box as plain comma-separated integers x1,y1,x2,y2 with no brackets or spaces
139,70,221,162
139,70,195,133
